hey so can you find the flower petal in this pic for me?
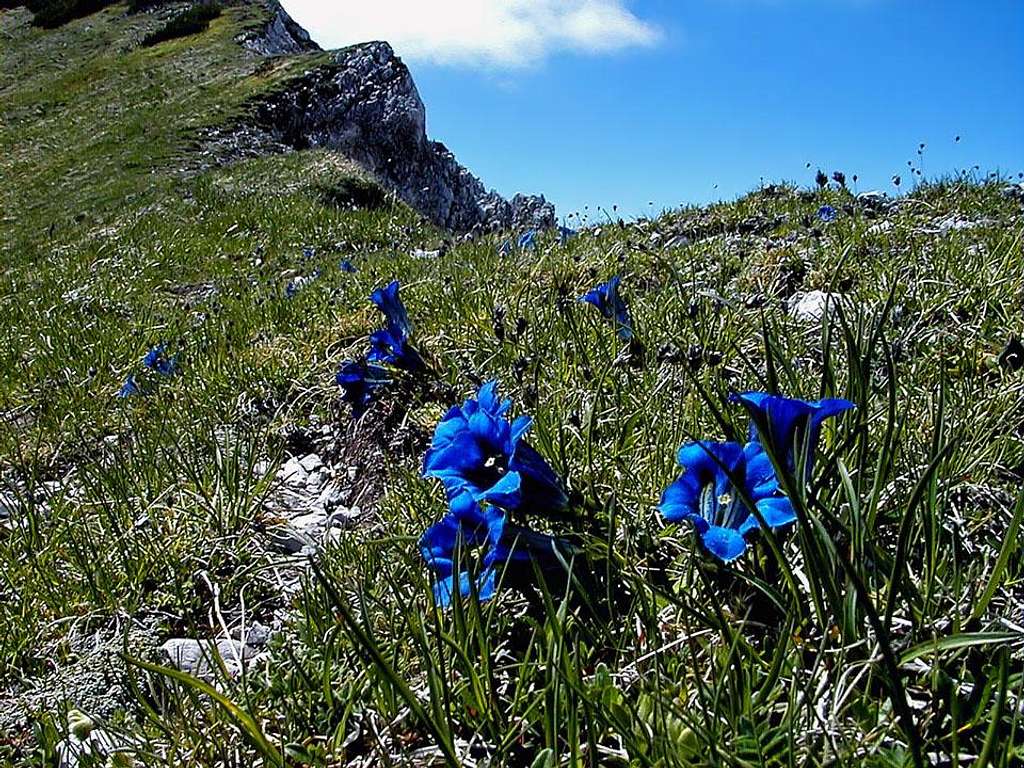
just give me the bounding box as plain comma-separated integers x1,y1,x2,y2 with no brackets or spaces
700,525,748,562
732,392,855,475
423,431,486,478
370,280,411,339
432,566,497,607
812,398,856,423
659,475,703,524
756,496,797,528
661,441,745,527
742,441,779,500
479,471,522,509
509,414,532,445
510,442,569,513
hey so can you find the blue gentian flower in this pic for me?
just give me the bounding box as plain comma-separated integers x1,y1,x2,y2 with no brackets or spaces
142,345,162,369
420,490,568,606
517,230,537,250
302,246,316,260
117,375,140,398
367,328,423,371
336,360,390,417
817,205,838,223
423,381,568,517
142,345,177,377
367,281,421,370
421,506,499,606
340,260,357,273
659,440,795,562
370,280,411,340
580,276,633,340
730,392,855,476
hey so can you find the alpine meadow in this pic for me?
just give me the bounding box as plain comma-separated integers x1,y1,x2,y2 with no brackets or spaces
1,1,1023,766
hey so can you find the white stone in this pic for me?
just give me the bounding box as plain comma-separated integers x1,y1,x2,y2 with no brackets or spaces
857,190,889,208
291,511,328,532
327,507,359,528
160,638,257,679
277,456,307,485
298,453,323,473
788,291,843,323
240,621,273,647
57,727,126,768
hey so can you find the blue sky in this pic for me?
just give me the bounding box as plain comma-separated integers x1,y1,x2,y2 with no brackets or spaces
282,1,1024,219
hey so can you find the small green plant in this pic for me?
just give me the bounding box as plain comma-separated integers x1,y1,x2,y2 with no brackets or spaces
141,2,221,47
315,178,391,212
126,0,167,13
27,0,117,28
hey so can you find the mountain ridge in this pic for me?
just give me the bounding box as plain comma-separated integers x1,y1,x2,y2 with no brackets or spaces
0,0,554,236
229,0,556,233
208,35,556,233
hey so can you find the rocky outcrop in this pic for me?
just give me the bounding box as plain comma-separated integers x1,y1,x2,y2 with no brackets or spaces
218,39,554,233
239,0,319,56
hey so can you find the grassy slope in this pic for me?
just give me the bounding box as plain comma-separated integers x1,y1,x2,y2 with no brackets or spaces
2,3,1024,766
0,1,323,245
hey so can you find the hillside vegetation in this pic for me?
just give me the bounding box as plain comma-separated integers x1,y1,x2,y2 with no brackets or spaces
1,2,1023,766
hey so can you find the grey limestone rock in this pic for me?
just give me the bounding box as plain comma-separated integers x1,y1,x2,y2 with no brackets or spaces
221,39,554,233
160,638,262,679
239,0,320,56
788,290,845,324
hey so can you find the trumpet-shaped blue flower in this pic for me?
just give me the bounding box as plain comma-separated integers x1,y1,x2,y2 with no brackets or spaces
367,328,423,371
336,360,390,417
420,489,568,606
420,491,500,605
817,205,838,223
731,392,855,476
370,280,411,340
580,275,633,340
117,375,140,399
423,381,568,516
340,260,357,273
659,440,795,562
518,230,537,250
142,345,177,377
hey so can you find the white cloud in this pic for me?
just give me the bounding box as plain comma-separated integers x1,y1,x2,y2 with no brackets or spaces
280,0,662,68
